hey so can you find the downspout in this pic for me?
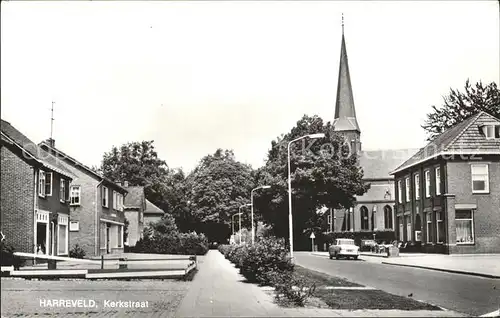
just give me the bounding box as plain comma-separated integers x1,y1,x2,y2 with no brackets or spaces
95,180,104,256
33,169,38,257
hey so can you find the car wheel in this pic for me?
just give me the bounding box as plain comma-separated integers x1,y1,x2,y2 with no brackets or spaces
335,253,340,260
353,256,358,260
329,254,333,260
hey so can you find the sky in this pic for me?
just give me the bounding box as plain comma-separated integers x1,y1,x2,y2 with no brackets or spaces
1,1,499,173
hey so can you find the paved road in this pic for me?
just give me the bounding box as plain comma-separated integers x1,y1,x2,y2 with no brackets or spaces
294,252,500,317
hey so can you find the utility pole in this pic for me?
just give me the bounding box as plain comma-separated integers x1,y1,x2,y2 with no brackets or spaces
50,101,55,141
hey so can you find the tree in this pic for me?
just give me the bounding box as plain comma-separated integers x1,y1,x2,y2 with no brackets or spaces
254,115,369,249
100,141,183,219
183,149,255,242
422,80,500,141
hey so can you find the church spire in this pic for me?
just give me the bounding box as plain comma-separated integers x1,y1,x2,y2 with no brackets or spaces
333,14,360,133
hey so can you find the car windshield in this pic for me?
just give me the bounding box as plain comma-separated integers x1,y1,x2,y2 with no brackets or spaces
338,239,355,245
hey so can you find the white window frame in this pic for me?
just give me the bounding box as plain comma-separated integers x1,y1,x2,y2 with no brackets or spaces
435,167,441,195
113,191,117,210
414,174,420,200
60,178,66,203
436,211,444,244
38,170,46,197
69,221,79,231
70,186,81,206
102,186,109,208
45,172,53,196
57,214,69,255
397,180,402,203
456,210,475,245
426,212,432,243
484,125,495,139
471,164,489,194
405,177,410,202
425,170,431,198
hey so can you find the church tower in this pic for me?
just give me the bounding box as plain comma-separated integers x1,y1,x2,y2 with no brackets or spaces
332,15,362,154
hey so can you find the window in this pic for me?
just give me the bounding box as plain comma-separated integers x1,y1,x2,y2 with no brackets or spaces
360,206,369,230
425,170,431,198
405,177,410,202
69,221,79,231
435,167,441,195
59,179,68,203
384,205,393,229
57,214,69,255
117,225,123,248
456,210,474,244
471,164,489,193
102,186,109,207
405,215,411,241
113,191,117,210
426,212,432,243
38,171,46,197
414,174,420,200
45,172,53,196
397,180,402,203
436,211,445,243
70,186,81,206
483,125,500,139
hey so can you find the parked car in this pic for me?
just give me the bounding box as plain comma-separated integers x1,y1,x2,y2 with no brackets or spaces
329,238,360,260
360,239,377,252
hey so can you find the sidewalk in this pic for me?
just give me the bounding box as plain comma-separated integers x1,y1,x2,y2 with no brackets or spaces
312,252,500,279
175,250,465,317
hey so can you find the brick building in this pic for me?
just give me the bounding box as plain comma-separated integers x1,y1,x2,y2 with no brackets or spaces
392,111,500,254
39,141,128,257
122,184,145,247
1,120,74,257
319,24,417,236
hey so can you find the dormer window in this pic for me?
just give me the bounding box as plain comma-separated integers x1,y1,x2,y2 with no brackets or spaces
482,125,500,139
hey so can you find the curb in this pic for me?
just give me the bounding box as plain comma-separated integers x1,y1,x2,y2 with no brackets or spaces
381,262,500,279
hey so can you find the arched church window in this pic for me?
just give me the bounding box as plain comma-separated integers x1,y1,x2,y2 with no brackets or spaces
384,205,393,229
360,206,369,230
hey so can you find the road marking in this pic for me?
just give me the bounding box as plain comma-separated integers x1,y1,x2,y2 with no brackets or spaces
480,309,500,317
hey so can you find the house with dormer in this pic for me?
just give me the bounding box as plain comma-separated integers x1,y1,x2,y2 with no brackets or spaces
392,111,500,254
1,120,75,257
39,141,128,257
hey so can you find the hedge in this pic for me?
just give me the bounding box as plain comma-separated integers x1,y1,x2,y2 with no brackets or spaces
134,231,209,255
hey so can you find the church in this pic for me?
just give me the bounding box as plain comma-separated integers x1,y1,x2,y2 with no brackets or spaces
320,20,418,237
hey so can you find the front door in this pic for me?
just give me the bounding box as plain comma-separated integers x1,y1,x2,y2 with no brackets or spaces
106,224,110,254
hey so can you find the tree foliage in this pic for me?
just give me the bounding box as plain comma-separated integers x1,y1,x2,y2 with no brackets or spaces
100,140,185,220
254,115,369,247
182,149,255,242
422,80,500,141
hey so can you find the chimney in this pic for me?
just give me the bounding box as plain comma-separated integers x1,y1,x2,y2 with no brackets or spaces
124,181,129,187
46,138,55,148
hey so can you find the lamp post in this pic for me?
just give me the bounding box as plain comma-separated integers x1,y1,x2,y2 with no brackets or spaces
238,204,251,244
250,185,271,244
287,133,325,260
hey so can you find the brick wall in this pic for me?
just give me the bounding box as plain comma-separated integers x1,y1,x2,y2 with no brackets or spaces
447,158,500,253
0,146,35,254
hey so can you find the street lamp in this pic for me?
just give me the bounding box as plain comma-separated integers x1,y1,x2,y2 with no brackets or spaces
238,204,251,244
287,132,325,260
250,185,271,244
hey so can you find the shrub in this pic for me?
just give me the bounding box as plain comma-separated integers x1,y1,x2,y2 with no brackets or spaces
271,270,317,307
134,231,209,255
0,241,25,269
69,244,86,259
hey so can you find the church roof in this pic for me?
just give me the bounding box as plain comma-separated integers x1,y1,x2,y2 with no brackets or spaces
333,27,360,133
359,149,420,179
392,111,500,174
